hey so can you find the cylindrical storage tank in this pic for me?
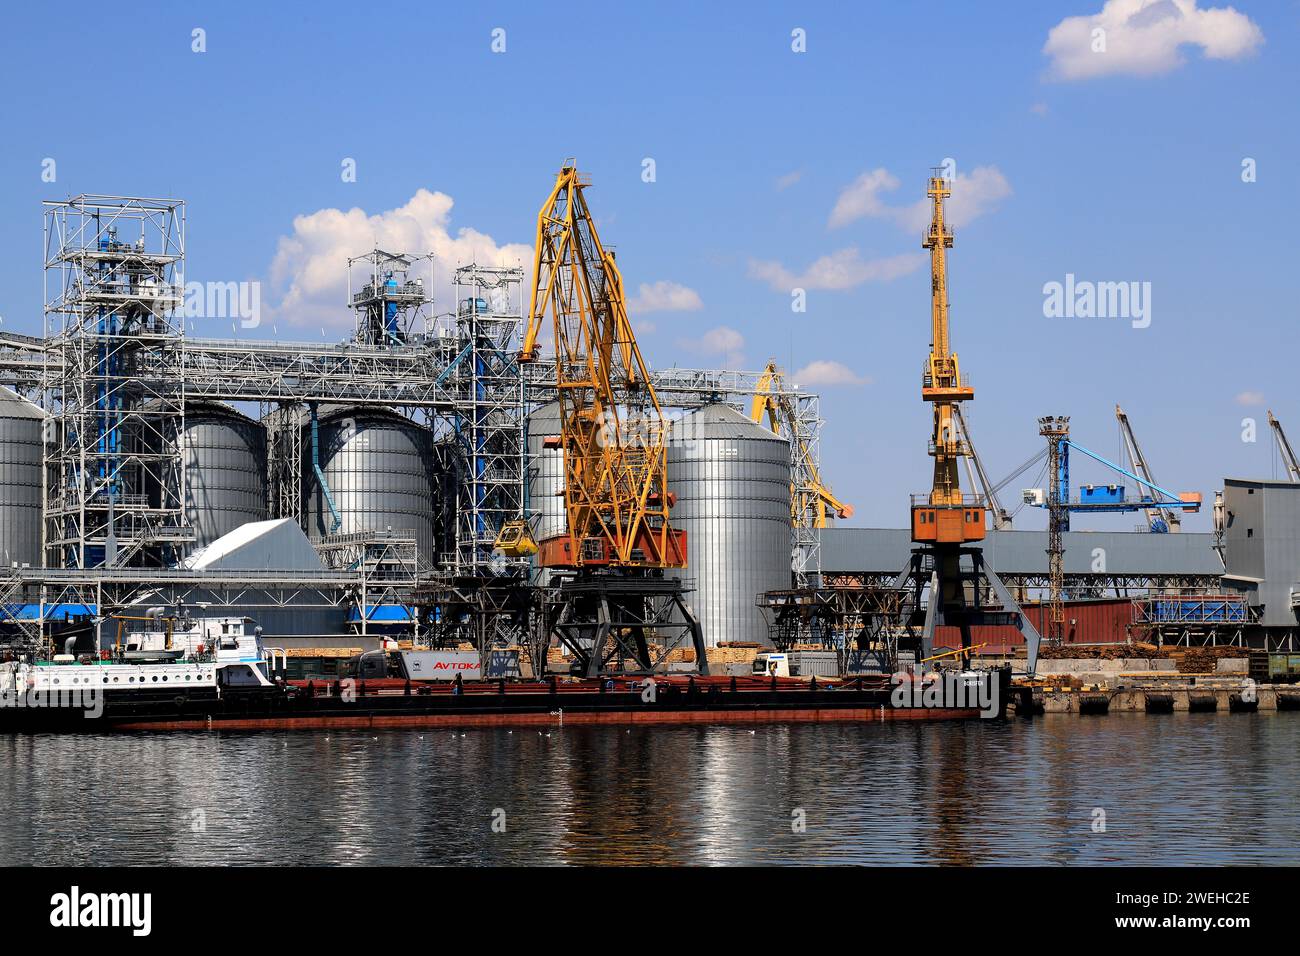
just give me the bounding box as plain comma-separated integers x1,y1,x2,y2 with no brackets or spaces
526,401,566,543
667,403,792,647
175,402,268,553
302,408,438,564
0,386,44,569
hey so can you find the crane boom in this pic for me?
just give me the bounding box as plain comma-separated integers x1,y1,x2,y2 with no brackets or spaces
1268,410,1300,481
953,404,1011,529
750,361,853,528
1115,404,1179,532
519,163,684,569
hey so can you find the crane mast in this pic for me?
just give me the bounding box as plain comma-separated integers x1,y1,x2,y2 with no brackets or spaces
912,175,983,544
521,163,685,569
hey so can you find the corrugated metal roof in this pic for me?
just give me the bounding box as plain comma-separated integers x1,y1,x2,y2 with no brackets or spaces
526,399,562,431
670,402,786,442
0,385,43,421
821,527,1222,576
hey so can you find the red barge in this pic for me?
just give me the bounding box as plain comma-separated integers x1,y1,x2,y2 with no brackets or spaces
1,672,1003,733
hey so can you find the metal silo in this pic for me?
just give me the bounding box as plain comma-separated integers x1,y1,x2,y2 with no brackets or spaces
303,408,438,565
0,386,43,569
526,400,565,542
525,400,565,585
175,402,268,553
667,403,791,647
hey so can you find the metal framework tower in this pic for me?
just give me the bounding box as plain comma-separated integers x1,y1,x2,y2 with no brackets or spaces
348,249,433,347
42,196,189,569
449,263,527,575
1039,415,1071,645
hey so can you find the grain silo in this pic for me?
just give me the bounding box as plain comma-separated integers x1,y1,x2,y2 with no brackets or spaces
666,403,791,647
526,400,566,543
302,407,439,564
0,386,43,569
174,401,268,553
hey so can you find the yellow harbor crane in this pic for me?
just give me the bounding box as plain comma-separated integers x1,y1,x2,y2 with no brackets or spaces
518,163,685,570
750,360,853,529
515,161,705,678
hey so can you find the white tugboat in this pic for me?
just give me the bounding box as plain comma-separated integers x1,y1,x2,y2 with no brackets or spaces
0,611,285,729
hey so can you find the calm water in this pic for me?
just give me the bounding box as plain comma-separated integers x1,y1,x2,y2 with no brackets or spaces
1,714,1296,866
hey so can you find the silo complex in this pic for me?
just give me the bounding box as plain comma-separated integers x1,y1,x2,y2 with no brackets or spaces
666,403,792,647
0,386,43,568
303,407,439,565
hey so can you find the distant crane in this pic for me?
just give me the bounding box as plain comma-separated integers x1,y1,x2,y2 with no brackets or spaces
1115,404,1179,532
1030,415,1202,642
1267,410,1300,481
750,360,853,528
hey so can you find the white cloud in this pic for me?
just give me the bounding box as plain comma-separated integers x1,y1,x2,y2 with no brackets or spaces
793,360,871,387
1030,102,1050,116
748,248,925,291
676,325,747,367
267,189,532,331
1043,0,1263,81
626,280,703,313
1235,390,1265,406
776,170,804,191
828,166,1011,232
828,168,901,228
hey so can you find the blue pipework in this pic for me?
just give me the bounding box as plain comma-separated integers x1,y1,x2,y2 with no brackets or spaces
309,404,342,533
384,273,400,345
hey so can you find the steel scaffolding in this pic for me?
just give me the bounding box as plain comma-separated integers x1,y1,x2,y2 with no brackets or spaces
42,196,190,569
447,264,526,575
347,248,433,348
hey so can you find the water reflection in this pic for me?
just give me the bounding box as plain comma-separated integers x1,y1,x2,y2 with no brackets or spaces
0,714,1294,866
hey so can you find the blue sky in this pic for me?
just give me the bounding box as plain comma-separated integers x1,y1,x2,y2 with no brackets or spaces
0,1,1295,531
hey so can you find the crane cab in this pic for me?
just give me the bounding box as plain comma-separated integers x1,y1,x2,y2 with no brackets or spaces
912,504,986,544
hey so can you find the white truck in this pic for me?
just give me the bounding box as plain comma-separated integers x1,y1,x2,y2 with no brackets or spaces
752,650,839,679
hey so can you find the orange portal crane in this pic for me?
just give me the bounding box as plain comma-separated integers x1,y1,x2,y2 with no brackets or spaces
520,163,685,570
911,174,985,545
750,360,853,529
519,162,705,678
894,172,1041,677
